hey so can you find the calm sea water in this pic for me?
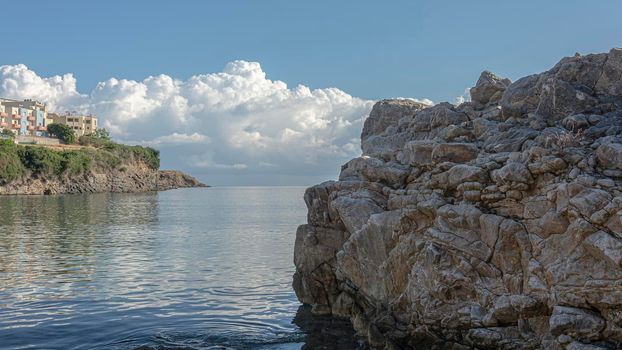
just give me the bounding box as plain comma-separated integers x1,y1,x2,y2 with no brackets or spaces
0,187,361,350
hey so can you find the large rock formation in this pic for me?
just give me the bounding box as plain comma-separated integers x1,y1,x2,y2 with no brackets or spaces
293,49,622,349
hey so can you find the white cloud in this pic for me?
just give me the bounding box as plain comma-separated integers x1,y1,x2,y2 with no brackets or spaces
454,87,471,106
144,132,211,145
0,64,84,110
0,61,427,184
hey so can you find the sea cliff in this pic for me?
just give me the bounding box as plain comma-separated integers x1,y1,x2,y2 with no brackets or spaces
0,141,206,195
293,49,622,349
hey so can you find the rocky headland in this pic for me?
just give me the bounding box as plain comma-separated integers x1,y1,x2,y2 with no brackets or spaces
293,49,622,349
0,142,206,195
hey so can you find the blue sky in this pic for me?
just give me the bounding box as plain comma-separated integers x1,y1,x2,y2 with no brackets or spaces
4,0,621,102
1,0,621,185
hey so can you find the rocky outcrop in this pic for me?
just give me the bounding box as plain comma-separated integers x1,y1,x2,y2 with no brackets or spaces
0,164,206,195
293,49,622,349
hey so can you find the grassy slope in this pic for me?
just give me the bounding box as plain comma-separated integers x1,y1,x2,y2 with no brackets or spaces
0,138,160,183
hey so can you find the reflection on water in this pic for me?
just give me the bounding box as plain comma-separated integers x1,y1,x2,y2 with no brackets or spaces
0,188,361,350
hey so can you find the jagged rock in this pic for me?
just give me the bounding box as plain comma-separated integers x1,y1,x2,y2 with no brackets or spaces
594,48,622,96
293,49,622,349
492,162,534,185
549,306,606,341
431,143,479,163
500,74,541,118
399,140,437,166
470,71,512,105
361,99,430,140
596,143,622,170
562,114,591,131
339,156,410,188
535,77,598,120
443,164,488,189
584,230,622,267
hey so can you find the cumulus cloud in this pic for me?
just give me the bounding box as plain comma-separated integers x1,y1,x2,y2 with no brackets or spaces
0,62,405,184
454,87,472,106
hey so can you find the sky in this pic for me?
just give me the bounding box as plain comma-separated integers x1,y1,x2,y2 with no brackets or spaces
1,0,621,186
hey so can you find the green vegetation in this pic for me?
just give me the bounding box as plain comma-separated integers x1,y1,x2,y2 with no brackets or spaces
93,128,111,140
47,123,77,144
0,129,160,182
16,147,93,176
0,129,15,139
0,140,26,182
79,129,160,170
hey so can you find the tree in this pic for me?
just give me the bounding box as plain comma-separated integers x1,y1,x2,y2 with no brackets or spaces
93,128,110,140
47,124,77,144
0,129,15,139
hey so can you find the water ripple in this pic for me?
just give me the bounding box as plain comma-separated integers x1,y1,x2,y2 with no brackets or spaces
0,188,363,350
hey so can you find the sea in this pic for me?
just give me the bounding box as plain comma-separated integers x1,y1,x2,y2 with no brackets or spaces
0,187,363,350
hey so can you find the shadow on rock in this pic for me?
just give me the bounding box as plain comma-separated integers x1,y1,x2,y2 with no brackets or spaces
293,305,368,350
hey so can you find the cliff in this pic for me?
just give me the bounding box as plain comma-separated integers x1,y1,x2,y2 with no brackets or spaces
0,141,206,195
293,49,622,349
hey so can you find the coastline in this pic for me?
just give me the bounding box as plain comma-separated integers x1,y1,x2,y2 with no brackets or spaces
0,141,207,195
0,169,207,196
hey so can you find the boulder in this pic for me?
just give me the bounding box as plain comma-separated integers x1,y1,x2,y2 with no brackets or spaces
491,162,534,185
361,99,429,140
549,306,605,340
431,143,479,163
596,143,622,170
470,71,511,105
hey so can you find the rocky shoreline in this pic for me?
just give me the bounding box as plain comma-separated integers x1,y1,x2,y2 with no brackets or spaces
0,166,206,195
293,49,622,349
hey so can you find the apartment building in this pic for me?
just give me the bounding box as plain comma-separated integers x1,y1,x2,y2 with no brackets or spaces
0,98,48,136
0,98,99,139
48,113,98,136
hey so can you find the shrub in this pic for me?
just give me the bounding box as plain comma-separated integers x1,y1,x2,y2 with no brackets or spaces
17,146,65,175
79,130,160,170
93,128,110,140
0,129,15,139
47,123,77,144
0,131,161,184
102,143,160,170
79,135,109,147
545,129,584,151
60,150,92,175
0,142,25,181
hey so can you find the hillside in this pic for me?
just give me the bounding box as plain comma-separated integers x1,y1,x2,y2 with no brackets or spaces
0,136,206,195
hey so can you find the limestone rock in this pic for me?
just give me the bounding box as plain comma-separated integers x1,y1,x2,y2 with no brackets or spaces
596,143,622,170
431,143,479,164
549,306,605,341
470,71,511,105
293,48,622,349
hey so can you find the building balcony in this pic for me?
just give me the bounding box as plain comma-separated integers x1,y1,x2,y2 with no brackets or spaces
11,114,21,119
27,126,35,131
12,124,21,129
0,112,7,118
0,122,8,127
36,126,47,131
27,116,36,122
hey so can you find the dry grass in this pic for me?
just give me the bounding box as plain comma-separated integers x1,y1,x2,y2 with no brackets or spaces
545,129,584,150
